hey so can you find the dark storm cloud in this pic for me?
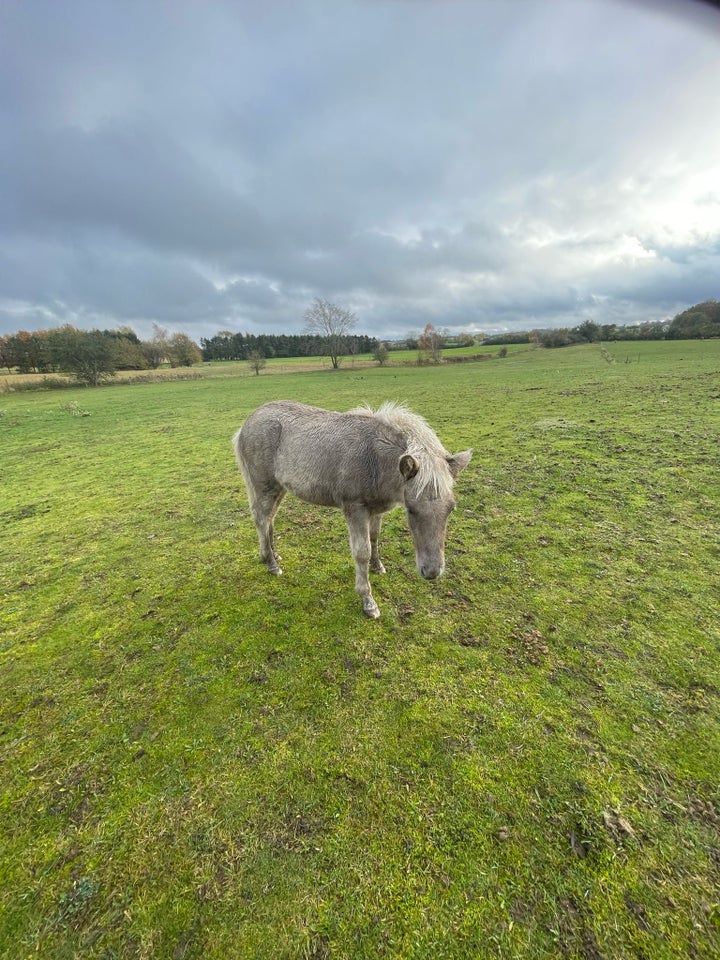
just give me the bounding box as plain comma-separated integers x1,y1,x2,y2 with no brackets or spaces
1,0,720,340
4,121,269,257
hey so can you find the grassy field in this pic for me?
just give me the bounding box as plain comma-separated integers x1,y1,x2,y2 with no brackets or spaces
0,344,500,391
1,341,719,959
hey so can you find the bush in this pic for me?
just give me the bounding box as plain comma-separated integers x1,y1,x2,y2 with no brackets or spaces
372,343,389,366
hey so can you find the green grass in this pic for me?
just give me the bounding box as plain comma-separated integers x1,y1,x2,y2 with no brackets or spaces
1,341,719,959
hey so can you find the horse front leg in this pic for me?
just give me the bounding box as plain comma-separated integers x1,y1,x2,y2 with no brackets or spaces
369,513,386,574
344,504,380,619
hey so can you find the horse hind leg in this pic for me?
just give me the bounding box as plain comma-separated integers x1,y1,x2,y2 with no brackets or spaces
234,433,285,573
249,485,286,575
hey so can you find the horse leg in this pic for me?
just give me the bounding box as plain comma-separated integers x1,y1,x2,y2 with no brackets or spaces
250,486,286,574
369,513,386,574
344,504,380,619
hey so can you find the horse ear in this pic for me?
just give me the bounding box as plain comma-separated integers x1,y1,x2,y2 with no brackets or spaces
399,454,419,481
447,449,472,478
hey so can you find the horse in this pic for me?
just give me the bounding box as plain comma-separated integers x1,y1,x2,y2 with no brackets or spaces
232,401,472,619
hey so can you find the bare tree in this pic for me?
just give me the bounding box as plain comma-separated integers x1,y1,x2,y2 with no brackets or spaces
418,323,445,364
142,323,169,369
246,350,267,376
303,298,357,369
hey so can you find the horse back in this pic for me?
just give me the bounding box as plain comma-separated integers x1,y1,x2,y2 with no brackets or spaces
238,401,407,509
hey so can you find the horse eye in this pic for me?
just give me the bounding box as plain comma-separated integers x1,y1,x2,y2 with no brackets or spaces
407,506,417,517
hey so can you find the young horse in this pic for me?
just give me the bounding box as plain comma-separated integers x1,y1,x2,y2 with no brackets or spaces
233,401,472,619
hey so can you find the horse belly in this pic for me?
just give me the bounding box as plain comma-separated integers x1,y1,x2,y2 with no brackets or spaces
274,445,345,507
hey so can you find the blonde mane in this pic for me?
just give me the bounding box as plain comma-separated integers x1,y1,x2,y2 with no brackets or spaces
349,402,454,499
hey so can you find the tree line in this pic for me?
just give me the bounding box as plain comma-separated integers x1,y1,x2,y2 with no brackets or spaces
0,299,376,386
0,324,201,385
484,300,720,347
200,331,376,362
2,298,716,385
202,300,376,368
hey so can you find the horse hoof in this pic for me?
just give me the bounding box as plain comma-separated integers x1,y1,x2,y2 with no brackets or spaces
370,562,386,575
268,565,282,576
363,601,381,620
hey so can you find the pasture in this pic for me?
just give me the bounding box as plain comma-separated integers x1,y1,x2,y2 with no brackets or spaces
1,341,719,959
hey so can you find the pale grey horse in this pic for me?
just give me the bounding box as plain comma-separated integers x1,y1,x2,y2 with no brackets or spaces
233,401,472,619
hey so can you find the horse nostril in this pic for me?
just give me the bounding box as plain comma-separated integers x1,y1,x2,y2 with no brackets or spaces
421,565,442,580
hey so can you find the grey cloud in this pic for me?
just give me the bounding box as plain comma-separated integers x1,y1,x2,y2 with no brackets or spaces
1,0,720,341
5,122,269,259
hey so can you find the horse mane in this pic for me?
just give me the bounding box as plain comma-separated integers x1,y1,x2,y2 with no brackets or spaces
349,402,454,499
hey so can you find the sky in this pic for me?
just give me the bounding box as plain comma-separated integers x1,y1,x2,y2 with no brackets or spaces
2,0,720,343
